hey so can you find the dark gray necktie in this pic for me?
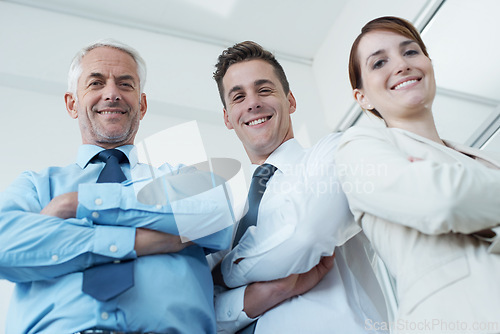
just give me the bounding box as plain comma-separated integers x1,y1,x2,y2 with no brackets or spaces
233,164,277,334
232,163,277,248
82,149,134,301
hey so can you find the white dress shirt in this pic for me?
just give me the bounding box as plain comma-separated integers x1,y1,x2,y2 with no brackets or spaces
215,133,388,333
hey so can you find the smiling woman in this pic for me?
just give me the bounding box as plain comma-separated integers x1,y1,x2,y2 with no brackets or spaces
348,16,434,129
336,16,500,333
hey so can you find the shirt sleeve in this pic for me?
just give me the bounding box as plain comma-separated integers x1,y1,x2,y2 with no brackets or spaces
77,168,234,251
0,171,136,283
221,134,360,287
335,126,500,235
214,285,257,334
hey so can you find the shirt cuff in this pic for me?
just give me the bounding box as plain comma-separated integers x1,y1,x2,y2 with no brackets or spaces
214,285,258,333
93,225,136,259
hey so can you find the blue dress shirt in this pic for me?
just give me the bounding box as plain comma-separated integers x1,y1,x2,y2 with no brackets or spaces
0,145,233,333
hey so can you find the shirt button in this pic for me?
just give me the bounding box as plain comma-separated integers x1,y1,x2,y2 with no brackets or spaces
109,245,118,253
51,254,59,262
101,312,109,320
227,310,232,317
155,204,162,210
95,198,103,205
92,212,100,219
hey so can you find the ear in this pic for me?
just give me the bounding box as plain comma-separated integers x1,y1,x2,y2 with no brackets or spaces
287,91,297,115
223,108,234,130
353,88,373,110
65,92,78,119
139,93,147,120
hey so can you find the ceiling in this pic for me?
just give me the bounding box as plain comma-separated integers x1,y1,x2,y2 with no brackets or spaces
2,0,350,64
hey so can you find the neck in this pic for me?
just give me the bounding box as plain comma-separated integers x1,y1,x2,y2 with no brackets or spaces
248,153,270,166
85,141,133,150
386,111,445,145
246,137,294,165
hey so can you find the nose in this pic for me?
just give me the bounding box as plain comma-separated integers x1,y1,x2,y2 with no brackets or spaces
246,93,261,112
394,56,411,75
103,82,121,101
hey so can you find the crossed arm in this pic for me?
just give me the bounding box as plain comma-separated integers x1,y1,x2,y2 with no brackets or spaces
214,254,334,319
41,191,190,256
213,174,355,330
0,172,231,283
336,127,500,235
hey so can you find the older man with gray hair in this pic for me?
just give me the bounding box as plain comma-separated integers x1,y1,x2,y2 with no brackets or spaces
0,39,232,333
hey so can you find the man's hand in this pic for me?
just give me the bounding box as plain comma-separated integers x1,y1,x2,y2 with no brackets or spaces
134,228,193,256
40,192,78,219
280,253,335,297
243,253,335,318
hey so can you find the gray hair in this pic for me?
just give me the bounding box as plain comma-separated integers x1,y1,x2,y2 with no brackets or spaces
67,39,147,97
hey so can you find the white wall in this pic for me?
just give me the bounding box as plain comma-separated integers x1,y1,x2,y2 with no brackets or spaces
0,3,328,331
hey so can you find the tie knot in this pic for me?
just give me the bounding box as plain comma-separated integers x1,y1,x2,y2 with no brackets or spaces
95,149,128,164
253,163,277,181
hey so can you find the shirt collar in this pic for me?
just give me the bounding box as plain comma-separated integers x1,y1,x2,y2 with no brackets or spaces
250,138,304,174
76,145,138,169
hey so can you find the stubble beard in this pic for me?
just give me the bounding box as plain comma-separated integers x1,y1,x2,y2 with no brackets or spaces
87,100,142,146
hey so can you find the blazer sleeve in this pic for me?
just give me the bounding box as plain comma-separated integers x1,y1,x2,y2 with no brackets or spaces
335,126,500,235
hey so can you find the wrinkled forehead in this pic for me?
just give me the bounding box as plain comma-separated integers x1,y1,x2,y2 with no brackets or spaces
80,47,139,79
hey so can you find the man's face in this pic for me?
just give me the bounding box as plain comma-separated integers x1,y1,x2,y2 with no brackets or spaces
65,46,147,148
222,59,296,164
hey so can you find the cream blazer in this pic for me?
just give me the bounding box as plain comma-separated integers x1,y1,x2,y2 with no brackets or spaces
336,126,500,333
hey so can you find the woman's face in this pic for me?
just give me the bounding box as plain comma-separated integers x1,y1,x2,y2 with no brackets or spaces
354,30,436,124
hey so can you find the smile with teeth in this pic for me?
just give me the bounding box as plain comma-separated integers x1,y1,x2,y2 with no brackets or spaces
247,116,271,126
393,79,419,90
98,111,126,115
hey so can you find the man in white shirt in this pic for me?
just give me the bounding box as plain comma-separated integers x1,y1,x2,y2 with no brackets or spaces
212,41,389,333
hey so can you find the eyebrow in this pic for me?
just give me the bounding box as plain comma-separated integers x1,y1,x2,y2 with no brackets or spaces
227,85,242,98
226,79,275,98
116,74,136,83
255,79,274,87
86,73,137,83
86,73,105,81
365,39,418,65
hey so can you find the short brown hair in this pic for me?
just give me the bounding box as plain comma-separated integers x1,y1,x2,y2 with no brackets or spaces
213,41,290,108
348,16,429,118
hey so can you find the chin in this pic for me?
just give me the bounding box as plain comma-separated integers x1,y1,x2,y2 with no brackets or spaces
98,133,130,144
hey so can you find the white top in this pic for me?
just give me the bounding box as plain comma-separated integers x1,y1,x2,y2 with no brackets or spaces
215,133,388,333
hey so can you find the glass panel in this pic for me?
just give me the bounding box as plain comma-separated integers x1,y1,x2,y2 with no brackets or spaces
433,91,497,144
482,127,500,152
